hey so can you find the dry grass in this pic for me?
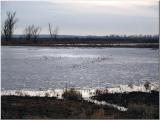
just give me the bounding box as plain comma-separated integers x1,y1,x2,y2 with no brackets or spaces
62,88,83,101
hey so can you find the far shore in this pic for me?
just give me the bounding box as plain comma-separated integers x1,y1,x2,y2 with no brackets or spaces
1,43,159,48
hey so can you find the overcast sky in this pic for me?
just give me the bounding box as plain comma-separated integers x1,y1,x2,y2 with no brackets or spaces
1,0,159,35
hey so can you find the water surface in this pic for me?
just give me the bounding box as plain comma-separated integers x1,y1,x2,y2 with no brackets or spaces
2,46,159,90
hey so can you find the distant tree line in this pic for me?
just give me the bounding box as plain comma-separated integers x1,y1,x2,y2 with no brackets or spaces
1,11,159,47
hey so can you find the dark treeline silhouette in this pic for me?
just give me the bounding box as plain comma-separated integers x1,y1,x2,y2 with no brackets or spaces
1,34,159,45
1,11,159,47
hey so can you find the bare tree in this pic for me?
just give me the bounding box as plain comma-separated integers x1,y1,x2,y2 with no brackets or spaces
48,23,59,40
32,26,41,42
48,23,53,40
24,25,41,42
2,11,18,41
24,25,34,41
53,27,59,40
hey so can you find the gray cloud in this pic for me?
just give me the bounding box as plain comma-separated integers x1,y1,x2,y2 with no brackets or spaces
1,1,158,35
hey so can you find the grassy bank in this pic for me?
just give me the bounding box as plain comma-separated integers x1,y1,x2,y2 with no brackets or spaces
2,91,159,119
1,95,120,119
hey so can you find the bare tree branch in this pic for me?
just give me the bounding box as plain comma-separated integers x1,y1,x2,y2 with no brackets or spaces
48,23,53,40
24,25,41,43
24,25,34,40
2,11,18,41
53,26,59,40
32,26,41,42
48,23,59,40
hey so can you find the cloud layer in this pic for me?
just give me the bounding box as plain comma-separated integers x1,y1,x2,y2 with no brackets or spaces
1,0,158,35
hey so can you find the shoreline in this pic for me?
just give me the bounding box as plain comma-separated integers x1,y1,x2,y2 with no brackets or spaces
1,43,159,48
2,90,159,119
2,82,159,119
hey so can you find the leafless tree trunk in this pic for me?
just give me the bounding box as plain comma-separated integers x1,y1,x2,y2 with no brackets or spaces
48,23,53,40
53,27,59,40
48,23,59,40
2,12,18,41
24,25,41,43
32,26,41,42
24,25,34,41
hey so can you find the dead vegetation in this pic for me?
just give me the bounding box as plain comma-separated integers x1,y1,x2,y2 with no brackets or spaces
2,90,159,119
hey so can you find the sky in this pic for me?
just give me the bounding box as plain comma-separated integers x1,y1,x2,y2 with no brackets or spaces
1,0,159,36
